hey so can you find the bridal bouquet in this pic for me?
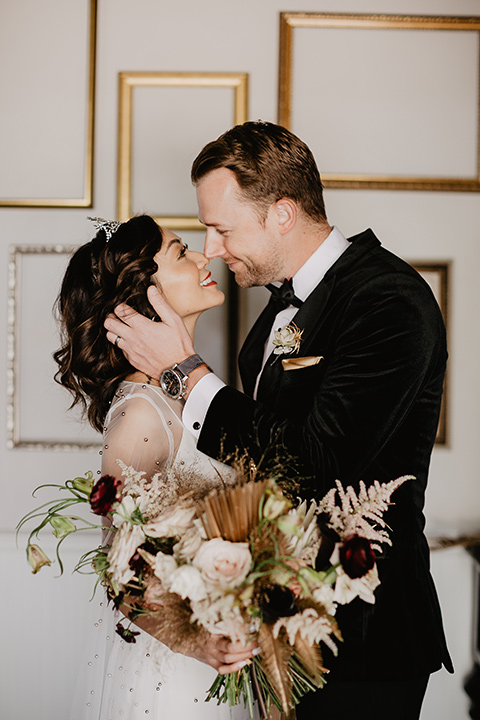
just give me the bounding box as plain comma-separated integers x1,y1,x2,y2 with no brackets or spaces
18,462,411,718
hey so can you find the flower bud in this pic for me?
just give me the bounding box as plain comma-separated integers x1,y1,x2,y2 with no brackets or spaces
263,494,290,521
49,515,77,539
276,514,303,537
72,471,95,495
339,535,376,579
27,544,52,574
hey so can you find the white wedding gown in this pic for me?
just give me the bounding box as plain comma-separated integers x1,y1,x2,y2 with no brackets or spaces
71,380,253,720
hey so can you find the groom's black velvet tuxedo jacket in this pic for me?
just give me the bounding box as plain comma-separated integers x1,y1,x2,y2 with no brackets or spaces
198,229,453,680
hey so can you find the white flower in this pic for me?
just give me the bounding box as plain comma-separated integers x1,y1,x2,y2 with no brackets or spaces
329,543,380,605
111,495,140,528
153,552,178,587
272,323,303,355
333,564,380,605
191,594,248,644
287,500,322,562
312,584,336,614
169,565,208,602
193,538,252,589
143,504,196,538
273,608,338,653
173,526,204,561
107,523,145,587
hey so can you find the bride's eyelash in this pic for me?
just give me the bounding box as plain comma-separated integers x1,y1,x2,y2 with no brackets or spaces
178,243,188,259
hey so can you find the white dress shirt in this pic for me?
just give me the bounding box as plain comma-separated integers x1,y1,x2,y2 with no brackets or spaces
183,226,350,438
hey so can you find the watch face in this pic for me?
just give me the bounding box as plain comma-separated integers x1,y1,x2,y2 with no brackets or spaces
160,369,184,399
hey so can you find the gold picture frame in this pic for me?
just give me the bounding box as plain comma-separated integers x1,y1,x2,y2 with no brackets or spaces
0,0,97,208
413,262,449,445
7,245,101,450
117,72,249,229
279,13,480,191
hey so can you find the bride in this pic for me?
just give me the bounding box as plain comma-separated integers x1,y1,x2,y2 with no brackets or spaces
54,215,256,719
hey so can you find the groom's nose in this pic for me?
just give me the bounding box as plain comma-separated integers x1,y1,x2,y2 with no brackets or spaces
204,228,227,260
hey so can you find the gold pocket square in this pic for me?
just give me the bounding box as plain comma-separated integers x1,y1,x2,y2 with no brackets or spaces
281,355,323,371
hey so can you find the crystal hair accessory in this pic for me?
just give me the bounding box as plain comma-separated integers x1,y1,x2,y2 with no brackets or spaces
87,216,123,241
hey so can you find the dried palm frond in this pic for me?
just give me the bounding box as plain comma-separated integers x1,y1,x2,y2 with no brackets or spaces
292,634,326,686
197,479,268,541
258,623,294,713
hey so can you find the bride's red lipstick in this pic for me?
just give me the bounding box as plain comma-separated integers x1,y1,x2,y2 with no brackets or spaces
200,272,217,287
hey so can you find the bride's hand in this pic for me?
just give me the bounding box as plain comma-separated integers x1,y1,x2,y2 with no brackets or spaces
188,634,259,675
104,286,194,379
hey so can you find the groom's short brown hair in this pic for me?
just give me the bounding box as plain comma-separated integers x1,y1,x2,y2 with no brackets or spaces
191,121,327,224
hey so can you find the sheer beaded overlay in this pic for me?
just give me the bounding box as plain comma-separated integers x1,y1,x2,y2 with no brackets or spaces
102,381,185,480
71,381,250,720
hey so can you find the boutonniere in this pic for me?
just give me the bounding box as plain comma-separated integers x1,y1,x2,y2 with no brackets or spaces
272,322,303,356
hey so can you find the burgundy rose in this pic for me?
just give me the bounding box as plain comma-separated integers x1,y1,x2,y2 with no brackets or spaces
259,584,298,624
90,474,122,515
339,535,376,579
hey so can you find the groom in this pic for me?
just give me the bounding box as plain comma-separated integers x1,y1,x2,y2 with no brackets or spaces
105,121,453,719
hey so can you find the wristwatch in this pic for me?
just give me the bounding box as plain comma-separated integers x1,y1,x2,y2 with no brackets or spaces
159,354,207,400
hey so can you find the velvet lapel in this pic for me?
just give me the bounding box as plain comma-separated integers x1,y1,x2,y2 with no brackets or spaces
255,274,336,403
238,297,279,397
255,229,380,405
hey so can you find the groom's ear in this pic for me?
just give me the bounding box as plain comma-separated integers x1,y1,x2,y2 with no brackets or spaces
273,198,297,235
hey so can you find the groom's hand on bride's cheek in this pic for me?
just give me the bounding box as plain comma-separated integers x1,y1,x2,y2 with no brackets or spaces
103,286,195,378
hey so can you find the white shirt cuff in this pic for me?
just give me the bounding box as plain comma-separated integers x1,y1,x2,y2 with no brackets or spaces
182,373,226,439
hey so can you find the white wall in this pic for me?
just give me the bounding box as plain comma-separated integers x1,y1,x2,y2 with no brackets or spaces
1,1,479,718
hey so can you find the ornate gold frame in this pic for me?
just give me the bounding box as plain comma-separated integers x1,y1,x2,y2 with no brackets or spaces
0,0,97,208
117,72,249,229
279,13,480,191
413,262,449,445
7,245,100,451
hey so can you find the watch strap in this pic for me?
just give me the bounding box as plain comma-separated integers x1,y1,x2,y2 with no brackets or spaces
175,354,207,377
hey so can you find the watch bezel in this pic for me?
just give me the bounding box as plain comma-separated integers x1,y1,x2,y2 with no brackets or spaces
159,354,207,400
160,367,188,400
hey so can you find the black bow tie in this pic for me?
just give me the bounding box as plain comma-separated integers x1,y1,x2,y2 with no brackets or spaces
266,278,303,311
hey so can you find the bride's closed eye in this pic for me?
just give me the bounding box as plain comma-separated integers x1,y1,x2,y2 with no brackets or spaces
178,243,188,259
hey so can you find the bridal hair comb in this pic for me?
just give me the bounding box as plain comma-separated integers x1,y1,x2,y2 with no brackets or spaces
87,216,123,241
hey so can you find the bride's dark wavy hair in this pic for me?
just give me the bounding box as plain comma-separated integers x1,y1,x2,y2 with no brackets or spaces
53,215,164,433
